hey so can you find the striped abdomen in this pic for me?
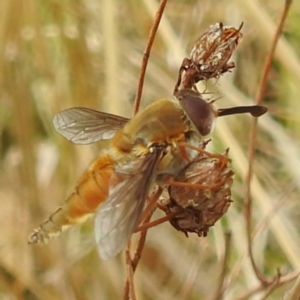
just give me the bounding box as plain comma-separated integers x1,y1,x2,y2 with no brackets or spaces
28,153,115,244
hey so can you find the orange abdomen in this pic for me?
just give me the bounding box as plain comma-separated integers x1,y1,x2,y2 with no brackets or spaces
28,153,115,244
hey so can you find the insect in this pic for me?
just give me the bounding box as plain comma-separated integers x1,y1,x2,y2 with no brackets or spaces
28,88,267,260
174,22,243,92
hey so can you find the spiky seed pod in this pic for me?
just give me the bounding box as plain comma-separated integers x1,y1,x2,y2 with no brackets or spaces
163,149,234,237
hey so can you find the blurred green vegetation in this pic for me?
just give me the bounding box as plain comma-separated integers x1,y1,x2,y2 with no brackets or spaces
0,0,300,299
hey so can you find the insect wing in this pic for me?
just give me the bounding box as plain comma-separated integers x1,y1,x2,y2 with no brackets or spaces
95,147,163,260
53,107,129,144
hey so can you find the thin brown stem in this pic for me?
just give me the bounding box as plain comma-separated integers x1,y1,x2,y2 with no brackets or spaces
131,210,154,271
139,187,162,224
179,142,229,161
123,211,155,299
135,210,181,233
259,270,281,300
123,2,168,298
131,189,164,271
123,241,137,300
233,271,299,300
123,189,162,299
255,0,293,106
243,0,293,285
132,0,168,115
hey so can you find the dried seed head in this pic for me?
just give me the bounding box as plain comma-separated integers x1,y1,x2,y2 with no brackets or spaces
163,149,234,236
190,22,243,77
174,22,243,92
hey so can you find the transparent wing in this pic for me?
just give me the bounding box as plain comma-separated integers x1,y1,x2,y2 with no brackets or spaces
95,147,163,260
53,107,129,144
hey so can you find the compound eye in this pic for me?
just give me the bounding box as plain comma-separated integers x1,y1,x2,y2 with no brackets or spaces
176,89,215,136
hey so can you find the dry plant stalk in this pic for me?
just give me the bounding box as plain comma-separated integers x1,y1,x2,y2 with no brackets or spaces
132,0,168,115
241,0,294,293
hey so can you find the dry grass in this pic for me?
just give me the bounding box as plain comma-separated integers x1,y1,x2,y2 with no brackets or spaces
1,0,300,299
